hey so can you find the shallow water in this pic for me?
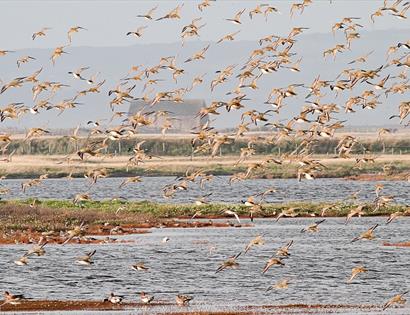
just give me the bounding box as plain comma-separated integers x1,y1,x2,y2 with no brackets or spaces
1,217,409,314
1,177,409,204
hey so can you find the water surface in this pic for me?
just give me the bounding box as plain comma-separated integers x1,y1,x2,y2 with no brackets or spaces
1,177,409,204
1,217,409,314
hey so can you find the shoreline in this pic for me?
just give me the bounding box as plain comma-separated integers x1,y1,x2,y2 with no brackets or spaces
0,300,385,313
0,199,408,245
2,172,410,181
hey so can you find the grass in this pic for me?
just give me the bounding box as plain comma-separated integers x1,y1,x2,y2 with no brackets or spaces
0,199,406,234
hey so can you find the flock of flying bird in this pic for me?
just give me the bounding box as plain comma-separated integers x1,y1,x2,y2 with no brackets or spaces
1,0,410,312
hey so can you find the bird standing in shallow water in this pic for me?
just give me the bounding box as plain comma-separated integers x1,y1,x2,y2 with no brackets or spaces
139,291,154,304
1,291,27,306
176,294,193,306
104,293,123,304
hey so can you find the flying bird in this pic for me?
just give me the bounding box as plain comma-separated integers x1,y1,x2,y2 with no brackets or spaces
67,26,87,42
137,5,158,19
32,27,51,40
126,26,148,38
226,9,246,24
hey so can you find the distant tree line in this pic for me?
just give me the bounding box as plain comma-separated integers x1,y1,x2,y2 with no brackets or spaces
6,137,410,156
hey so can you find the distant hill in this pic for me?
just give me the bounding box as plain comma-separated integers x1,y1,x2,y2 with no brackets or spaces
0,28,408,129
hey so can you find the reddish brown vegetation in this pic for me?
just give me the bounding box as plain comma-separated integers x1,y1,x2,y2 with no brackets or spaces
345,173,410,181
383,242,410,247
0,300,139,312
0,204,252,245
0,301,381,313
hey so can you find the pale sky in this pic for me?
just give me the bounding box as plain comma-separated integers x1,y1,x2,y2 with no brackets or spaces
0,0,406,49
0,0,409,130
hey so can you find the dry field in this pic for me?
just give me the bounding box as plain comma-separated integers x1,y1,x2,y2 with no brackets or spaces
1,153,410,179
3,129,410,178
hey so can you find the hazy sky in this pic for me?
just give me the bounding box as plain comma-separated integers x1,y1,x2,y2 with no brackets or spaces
0,0,406,49
0,0,409,130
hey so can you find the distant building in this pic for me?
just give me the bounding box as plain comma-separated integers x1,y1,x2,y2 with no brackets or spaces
128,99,208,133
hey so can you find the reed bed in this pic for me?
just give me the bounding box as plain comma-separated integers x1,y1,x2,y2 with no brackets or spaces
7,135,410,156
